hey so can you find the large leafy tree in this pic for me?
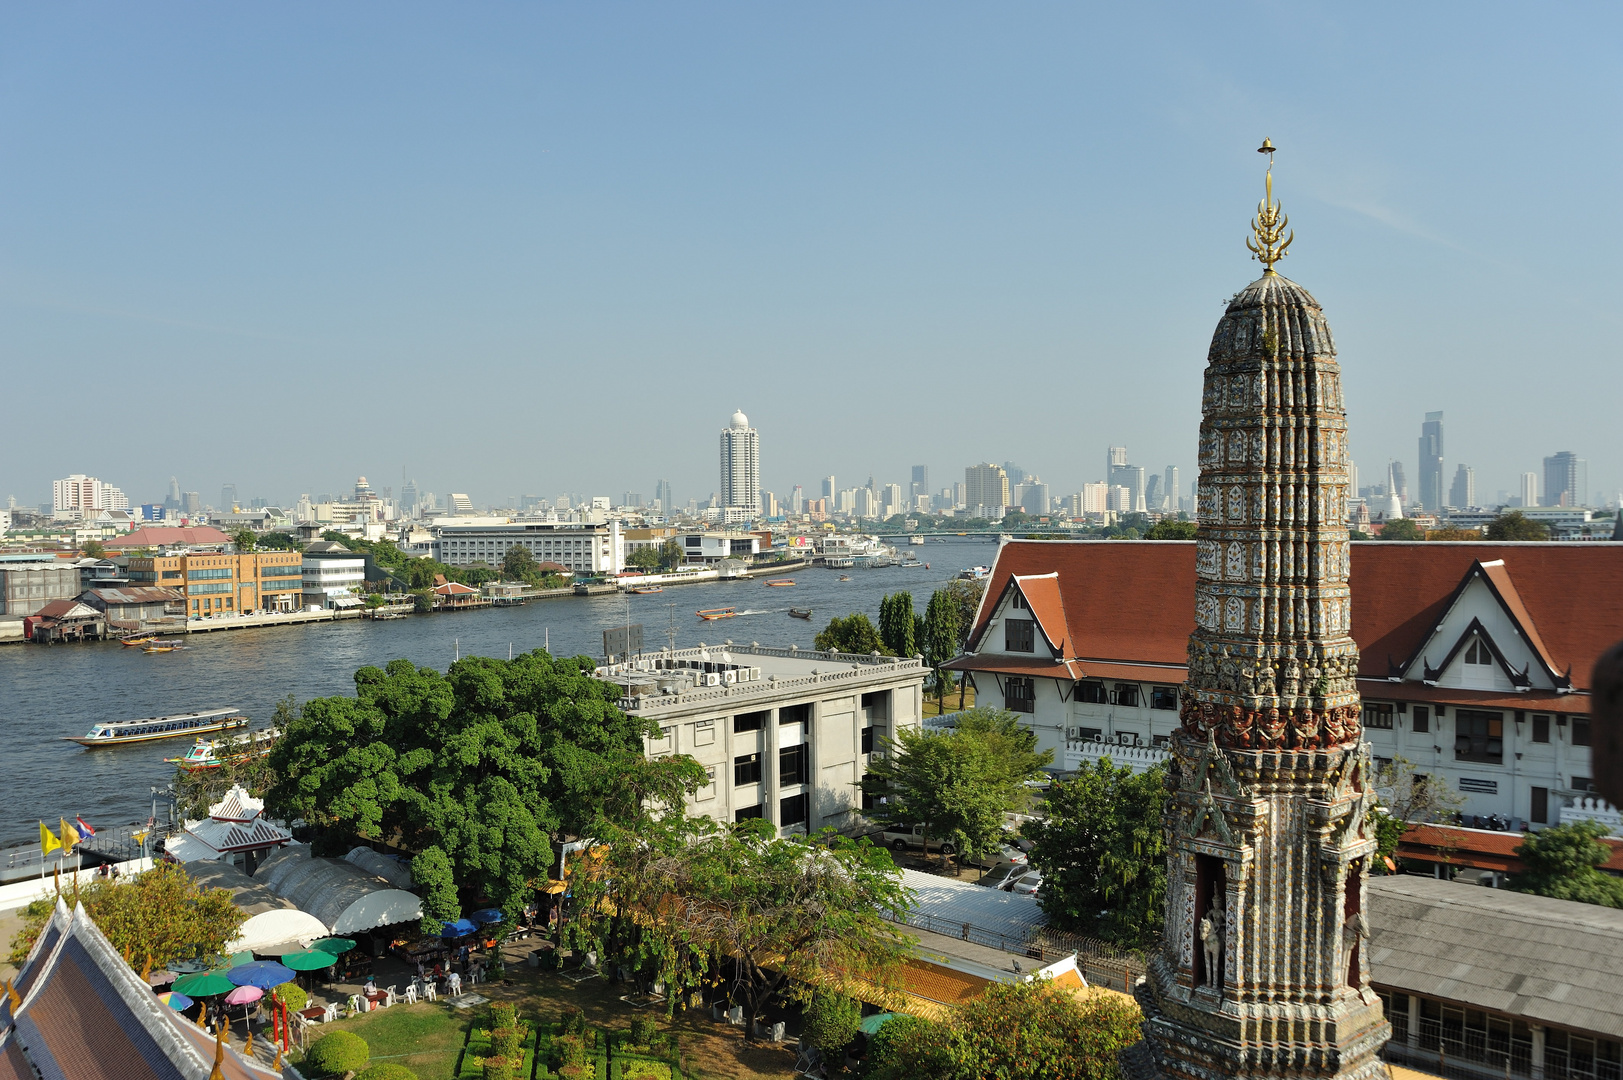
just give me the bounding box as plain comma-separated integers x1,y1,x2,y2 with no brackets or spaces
863,978,1142,1080
922,589,963,707
1024,759,1169,948
878,592,917,658
1509,821,1623,907
1487,510,1550,541
567,819,913,1027
859,708,1051,866
266,651,706,922
1144,519,1198,540
502,543,539,581
1378,518,1424,540
8,864,246,967
815,612,887,655
230,527,257,552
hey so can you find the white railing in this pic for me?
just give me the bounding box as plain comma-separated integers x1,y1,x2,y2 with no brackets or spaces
1064,740,1171,773
610,644,924,712
1561,796,1623,837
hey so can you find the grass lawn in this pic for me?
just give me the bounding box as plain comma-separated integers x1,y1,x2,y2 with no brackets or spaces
316,963,798,1080
921,683,976,716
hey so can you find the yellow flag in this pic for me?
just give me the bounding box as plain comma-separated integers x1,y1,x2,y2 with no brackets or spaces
60,819,79,855
39,821,61,856
132,830,149,847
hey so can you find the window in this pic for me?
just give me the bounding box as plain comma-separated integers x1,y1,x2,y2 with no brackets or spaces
1573,718,1592,747
1005,619,1035,652
1572,776,1595,794
779,703,812,726
162,570,182,579
861,726,876,754
1413,706,1430,734
1010,591,1028,610
1454,710,1504,764
1078,681,1108,704
1150,685,1178,711
1113,683,1140,708
778,744,805,786
1005,677,1035,713
1533,714,1550,743
1379,991,1410,1047
1544,1027,1621,1080
734,804,762,822
1463,637,1492,665
694,719,715,747
1530,787,1548,825
1076,727,1102,741
1364,703,1395,730
861,691,890,724
734,753,762,786
733,711,766,734
187,567,233,580
779,793,808,827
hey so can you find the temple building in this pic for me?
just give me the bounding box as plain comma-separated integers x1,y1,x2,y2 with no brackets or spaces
1134,145,1391,1080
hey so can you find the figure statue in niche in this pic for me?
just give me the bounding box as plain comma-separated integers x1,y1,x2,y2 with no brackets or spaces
1340,906,1368,987
1200,888,1226,990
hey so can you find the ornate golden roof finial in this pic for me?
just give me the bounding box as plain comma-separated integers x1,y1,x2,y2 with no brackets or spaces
1246,138,1293,274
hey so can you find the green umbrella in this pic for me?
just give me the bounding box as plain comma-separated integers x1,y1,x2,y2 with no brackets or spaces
859,1013,899,1036
281,951,338,971
173,971,238,997
310,937,356,955
210,950,254,970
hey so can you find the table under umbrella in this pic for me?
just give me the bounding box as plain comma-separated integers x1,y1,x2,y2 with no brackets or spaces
223,984,263,1040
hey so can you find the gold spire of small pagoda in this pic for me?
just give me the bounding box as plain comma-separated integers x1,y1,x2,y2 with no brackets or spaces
1246,137,1293,274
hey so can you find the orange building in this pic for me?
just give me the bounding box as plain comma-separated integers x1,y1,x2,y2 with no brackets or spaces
124,550,304,616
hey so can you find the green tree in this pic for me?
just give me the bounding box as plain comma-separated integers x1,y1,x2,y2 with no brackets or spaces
863,1014,954,1080
8,863,246,967
305,1030,370,1076
1024,759,1169,947
1144,519,1198,540
230,527,257,552
657,539,685,570
922,590,963,708
816,613,888,655
412,846,462,933
1486,510,1550,541
266,651,706,920
257,531,303,551
502,543,539,582
859,708,1052,867
410,588,434,613
1378,518,1424,540
1509,821,1623,907
626,547,661,571
801,990,861,1064
878,592,917,658
567,819,913,1028
79,538,106,558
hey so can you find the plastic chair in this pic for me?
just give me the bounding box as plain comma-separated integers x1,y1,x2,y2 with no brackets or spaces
322,1003,340,1023
384,984,399,1006
403,984,418,1004
421,982,437,1002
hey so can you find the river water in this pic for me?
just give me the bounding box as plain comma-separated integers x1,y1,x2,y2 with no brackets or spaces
0,538,996,848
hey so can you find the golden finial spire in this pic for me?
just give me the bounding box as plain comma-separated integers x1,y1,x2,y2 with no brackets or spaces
1246,138,1293,274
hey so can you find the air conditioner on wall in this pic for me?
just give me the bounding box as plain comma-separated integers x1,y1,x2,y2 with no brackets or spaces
703,673,721,687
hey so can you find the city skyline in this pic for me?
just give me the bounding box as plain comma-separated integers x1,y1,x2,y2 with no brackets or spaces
2,6,1620,507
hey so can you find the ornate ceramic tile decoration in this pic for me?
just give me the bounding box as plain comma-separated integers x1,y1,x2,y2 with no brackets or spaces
1134,141,1391,1080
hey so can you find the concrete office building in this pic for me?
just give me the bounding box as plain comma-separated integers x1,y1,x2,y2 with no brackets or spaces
302,556,367,609
909,465,929,503
964,463,1010,517
654,479,674,513
1543,451,1587,508
1449,464,1476,510
1419,411,1445,513
431,521,624,574
53,474,129,518
0,559,82,618
720,410,761,516
123,550,305,616
1520,472,1539,508
597,644,926,833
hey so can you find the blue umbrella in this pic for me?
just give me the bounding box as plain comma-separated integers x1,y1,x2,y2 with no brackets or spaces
439,918,479,938
227,961,297,990
159,991,193,1011
470,909,504,926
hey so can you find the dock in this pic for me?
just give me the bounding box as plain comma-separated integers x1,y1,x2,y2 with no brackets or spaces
184,608,360,633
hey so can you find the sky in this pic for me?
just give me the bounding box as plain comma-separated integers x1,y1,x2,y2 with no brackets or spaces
2,3,1620,512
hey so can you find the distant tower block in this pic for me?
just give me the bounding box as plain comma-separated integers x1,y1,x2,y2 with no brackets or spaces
720,410,761,515
1135,141,1389,1080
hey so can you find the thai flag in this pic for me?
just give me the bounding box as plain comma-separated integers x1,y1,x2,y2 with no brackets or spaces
75,817,95,837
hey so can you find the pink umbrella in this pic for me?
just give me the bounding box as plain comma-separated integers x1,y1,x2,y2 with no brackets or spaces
223,984,263,1039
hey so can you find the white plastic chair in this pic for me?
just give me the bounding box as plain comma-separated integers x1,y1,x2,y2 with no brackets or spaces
322,1003,340,1023
421,982,437,1002
403,984,418,1004
384,984,399,1006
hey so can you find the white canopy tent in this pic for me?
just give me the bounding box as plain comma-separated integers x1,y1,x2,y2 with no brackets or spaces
182,861,329,953
257,843,422,935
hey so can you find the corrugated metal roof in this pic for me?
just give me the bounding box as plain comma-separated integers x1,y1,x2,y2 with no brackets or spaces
896,867,1046,942
1368,875,1623,1039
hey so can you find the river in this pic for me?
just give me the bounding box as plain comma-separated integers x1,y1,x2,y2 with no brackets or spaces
0,538,997,848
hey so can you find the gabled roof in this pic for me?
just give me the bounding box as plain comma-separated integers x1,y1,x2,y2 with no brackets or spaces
80,586,185,606
961,541,1623,693
993,573,1070,656
32,599,102,620
435,581,479,595
209,785,263,823
104,526,232,550
1397,560,1569,688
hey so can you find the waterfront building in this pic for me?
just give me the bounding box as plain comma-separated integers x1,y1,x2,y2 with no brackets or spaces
964,463,1010,517
1449,464,1475,510
123,549,305,616
51,473,128,518
1543,451,1587,507
596,643,926,832
720,409,761,516
431,520,624,574
679,530,760,564
77,585,186,629
0,559,100,619
1419,411,1445,512
302,554,366,608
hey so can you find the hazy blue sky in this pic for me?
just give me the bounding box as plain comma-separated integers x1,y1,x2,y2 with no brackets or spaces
3,3,1619,512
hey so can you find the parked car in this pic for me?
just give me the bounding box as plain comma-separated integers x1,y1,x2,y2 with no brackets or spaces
880,824,956,856
976,861,1028,890
1009,871,1044,897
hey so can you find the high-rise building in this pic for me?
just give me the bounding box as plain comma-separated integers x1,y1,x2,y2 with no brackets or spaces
720,410,761,515
1448,464,1474,510
1080,481,1108,513
1017,480,1048,516
1002,462,1026,487
165,476,182,511
836,488,856,515
654,479,674,512
821,476,835,500
1165,466,1181,512
401,477,419,517
221,484,239,511
1107,451,1145,513
1144,474,1163,513
1542,451,1587,507
1520,472,1538,508
964,464,1010,516
909,465,929,502
1140,162,1387,1080
1389,460,1409,506
854,487,879,518
1417,411,1444,512
52,474,129,516
790,485,804,514
183,492,201,515
882,483,904,517
1107,446,1128,471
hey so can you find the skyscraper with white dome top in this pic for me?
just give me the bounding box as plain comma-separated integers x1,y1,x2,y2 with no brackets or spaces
720,409,760,517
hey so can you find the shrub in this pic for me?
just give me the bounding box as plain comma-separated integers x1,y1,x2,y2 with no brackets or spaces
557,1034,588,1069
493,1026,526,1061
490,1002,518,1030
272,981,308,1012
482,1055,514,1080
627,1014,658,1049
561,1007,586,1036
801,990,860,1058
355,1066,416,1080
303,1030,371,1076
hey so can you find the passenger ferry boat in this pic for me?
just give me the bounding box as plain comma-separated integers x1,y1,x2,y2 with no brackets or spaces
166,727,280,770
64,708,249,748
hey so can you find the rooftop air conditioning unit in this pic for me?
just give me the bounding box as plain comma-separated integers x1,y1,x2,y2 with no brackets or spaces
703,673,721,687
722,670,737,685
748,667,761,681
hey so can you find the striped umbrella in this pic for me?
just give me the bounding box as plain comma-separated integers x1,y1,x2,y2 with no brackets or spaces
158,991,193,1011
